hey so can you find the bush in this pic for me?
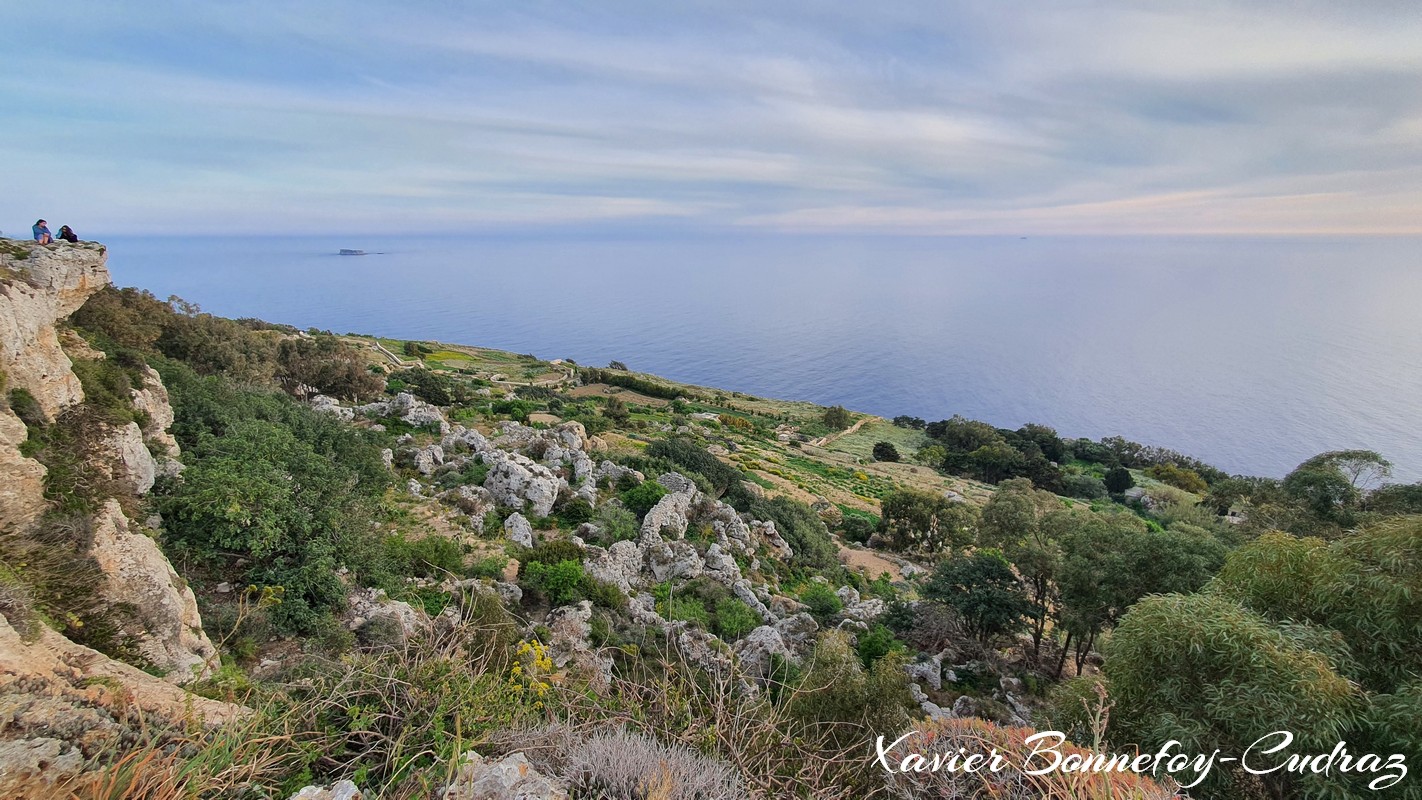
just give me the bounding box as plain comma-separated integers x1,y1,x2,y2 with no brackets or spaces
1061,473,1109,500
823,405,852,430
587,504,638,546
734,495,838,570
923,551,1031,646
619,480,668,518
713,598,759,640
524,560,585,605
1104,466,1134,494
564,728,743,799
386,534,465,579
579,575,627,610
856,624,905,667
871,441,900,462
519,540,586,572
156,360,393,633
799,584,843,620
787,631,914,750
466,554,509,579
1145,462,1209,494
646,438,744,496
555,498,594,527
387,368,469,406
877,488,979,555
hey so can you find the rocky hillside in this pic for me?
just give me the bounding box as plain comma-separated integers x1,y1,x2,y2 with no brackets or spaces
0,238,1198,799
0,240,237,794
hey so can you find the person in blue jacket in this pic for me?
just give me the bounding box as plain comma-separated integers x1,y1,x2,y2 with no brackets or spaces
32,220,53,244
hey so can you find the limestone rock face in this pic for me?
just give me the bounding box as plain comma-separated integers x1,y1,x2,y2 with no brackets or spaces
89,501,218,683
109,420,158,495
130,364,180,460
0,241,110,420
0,738,85,796
581,539,641,593
0,611,243,747
0,241,109,533
0,408,46,534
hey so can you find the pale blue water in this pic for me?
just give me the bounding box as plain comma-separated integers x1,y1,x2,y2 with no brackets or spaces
99,234,1422,482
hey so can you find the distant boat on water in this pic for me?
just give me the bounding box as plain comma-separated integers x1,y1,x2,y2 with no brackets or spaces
339,249,366,256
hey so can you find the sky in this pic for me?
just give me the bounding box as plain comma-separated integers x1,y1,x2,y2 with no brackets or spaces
3,1,1422,236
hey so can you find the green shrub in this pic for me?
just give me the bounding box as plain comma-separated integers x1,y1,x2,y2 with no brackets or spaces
645,438,744,496
523,560,585,605
823,405,852,431
587,504,638,546
467,554,509,579
799,584,843,620
386,534,464,579
856,624,906,667
713,598,759,640
579,575,627,610
155,360,393,634
619,481,667,518
555,498,594,527
519,540,586,572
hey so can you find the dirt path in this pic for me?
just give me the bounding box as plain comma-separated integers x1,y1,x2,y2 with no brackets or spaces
810,415,873,448
838,543,904,581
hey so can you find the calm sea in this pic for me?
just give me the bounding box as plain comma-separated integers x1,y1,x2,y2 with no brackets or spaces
99,234,1422,482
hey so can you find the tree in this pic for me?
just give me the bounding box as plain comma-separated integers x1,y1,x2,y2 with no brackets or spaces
1283,450,1391,525
871,441,900,462
1104,466,1134,494
877,488,979,555
891,415,926,430
923,551,1031,646
978,479,1064,656
822,405,852,430
601,396,630,423
1106,593,1361,800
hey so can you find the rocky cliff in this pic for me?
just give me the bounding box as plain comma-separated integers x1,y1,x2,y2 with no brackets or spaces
0,239,234,792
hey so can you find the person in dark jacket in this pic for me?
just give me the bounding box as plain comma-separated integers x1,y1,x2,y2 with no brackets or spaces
57,225,78,243
32,220,52,244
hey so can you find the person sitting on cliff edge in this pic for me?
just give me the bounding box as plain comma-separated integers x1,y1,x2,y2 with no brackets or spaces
32,219,53,244
57,225,78,243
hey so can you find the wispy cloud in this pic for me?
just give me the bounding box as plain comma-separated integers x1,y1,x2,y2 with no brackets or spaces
1,1,1419,234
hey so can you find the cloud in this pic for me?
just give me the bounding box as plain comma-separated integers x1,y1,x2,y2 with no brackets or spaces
1,1,1419,234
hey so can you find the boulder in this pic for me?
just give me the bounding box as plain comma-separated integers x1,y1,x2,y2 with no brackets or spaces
440,751,569,800
734,625,791,680
89,501,217,683
503,513,534,548
345,588,427,643
108,421,158,495
289,781,364,800
773,612,819,649
308,395,354,422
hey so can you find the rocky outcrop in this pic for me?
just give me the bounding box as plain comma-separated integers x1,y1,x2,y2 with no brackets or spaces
0,241,109,534
0,611,243,781
0,240,109,420
482,452,564,517
89,501,218,683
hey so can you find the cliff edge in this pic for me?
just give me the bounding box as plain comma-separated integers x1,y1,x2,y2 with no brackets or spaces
0,239,237,793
